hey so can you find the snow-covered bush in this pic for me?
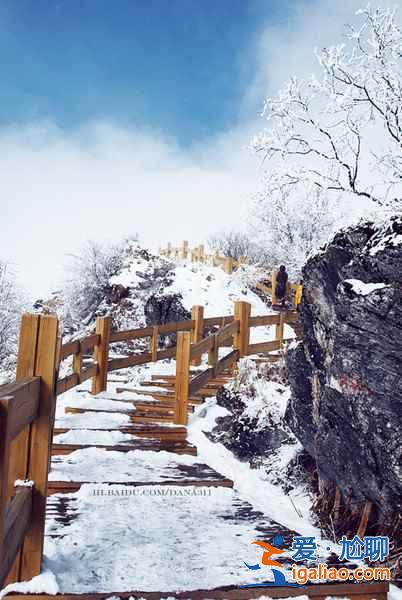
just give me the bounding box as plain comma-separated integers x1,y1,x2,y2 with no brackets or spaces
0,262,25,380
63,240,126,328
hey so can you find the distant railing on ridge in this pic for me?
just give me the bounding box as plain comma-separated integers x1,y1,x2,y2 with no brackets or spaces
160,240,303,306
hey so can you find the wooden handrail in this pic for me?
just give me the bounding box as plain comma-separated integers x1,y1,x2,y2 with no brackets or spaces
59,339,80,361
190,334,215,359
0,377,41,442
216,320,239,343
188,349,239,395
0,486,33,586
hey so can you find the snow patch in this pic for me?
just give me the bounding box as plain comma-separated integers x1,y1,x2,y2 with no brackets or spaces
344,279,388,296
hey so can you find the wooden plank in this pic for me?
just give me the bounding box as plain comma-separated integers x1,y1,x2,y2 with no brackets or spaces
4,313,40,584
284,310,299,323
0,377,40,442
0,487,32,587
189,367,215,395
56,373,79,396
0,388,12,583
109,326,153,343
215,350,239,376
224,256,233,274
53,425,188,442
234,301,250,357
203,315,234,327
108,353,153,372
19,314,59,581
249,314,280,327
356,500,372,539
150,326,158,362
247,340,281,354
190,334,215,359
247,338,295,354
216,320,239,344
48,476,234,495
156,346,176,361
174,332,191,425
157,320,194,334
91,316,111,395
191,305,204,366
276,312,285,349
80,364,98,384
115,388,203,404
72,347,83,385
80,333,101,354
3,581,390,600
52,442,197,456
271,270,277,304
59,340,80,361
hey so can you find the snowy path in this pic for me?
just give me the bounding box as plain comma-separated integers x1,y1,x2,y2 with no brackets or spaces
25,360,304,594
3,358,383,597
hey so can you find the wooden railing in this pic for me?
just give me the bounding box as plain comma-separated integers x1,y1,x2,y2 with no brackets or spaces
160,240,303,306
0,304,299,587
160,240,244,274
172,301,298,424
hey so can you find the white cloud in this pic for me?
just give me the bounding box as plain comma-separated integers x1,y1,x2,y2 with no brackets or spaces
2,1,399,297
0,120,259,297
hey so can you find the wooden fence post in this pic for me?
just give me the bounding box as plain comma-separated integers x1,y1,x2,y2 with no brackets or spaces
174,332,191,425
191,305,204,366
167,242,172,258
234,301,251,358
181,240,188,260
151,326,158,362
224,257,233,274
276,312,284,350
19,314,59,581
208,334,219,375
92,316,111,395
198,245,204,263
271,271,277,305
4,315,41,584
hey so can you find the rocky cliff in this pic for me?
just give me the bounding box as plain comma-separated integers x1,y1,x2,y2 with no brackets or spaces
285,216,402,549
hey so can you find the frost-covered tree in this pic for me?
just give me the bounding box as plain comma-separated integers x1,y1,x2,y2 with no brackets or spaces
207,229,264,263
63,241,125,327
0,262,25,376
250,184,340,278
253,6,402,210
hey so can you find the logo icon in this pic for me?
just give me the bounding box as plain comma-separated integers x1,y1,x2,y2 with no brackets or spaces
242,535,300,588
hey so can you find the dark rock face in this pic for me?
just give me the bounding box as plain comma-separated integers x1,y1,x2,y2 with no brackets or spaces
144,293,191,327
144,293,191,347
285,217,402,524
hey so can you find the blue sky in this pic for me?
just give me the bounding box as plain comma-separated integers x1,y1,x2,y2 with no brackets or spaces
0,0,297,145
0,0,387,296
